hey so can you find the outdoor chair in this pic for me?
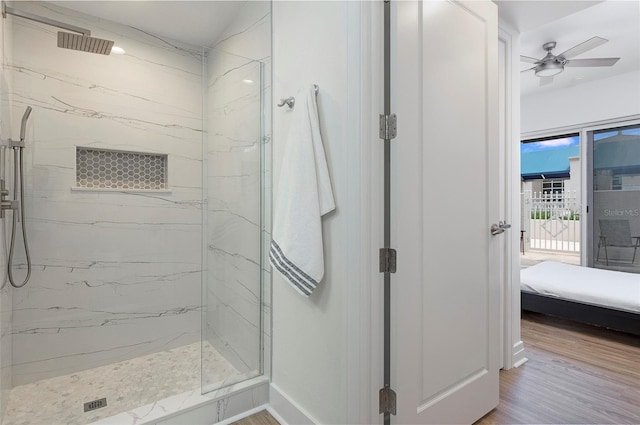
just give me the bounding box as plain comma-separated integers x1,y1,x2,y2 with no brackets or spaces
597,219,640,265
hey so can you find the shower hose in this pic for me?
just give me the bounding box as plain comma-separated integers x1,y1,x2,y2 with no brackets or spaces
7,146,31,288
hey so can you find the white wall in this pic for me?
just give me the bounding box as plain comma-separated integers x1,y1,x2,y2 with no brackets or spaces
522,70,640,134
271,2,363,424
6,3,203,385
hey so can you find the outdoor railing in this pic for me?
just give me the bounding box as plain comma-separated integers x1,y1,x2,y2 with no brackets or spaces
521,190,580,253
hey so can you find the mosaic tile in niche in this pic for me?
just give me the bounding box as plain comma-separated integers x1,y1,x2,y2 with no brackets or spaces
75,147,167,190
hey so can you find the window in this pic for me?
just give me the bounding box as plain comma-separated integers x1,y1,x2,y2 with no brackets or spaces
612,175,622,191
542,179,564,199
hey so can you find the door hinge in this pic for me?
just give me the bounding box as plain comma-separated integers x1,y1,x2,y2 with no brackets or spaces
379,114,397,140
379,386,397,415
379,248,397,273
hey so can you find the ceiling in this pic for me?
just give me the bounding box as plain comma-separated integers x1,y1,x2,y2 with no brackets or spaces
497,0,640,96
48,1,246,47
495,0,602,33
45,1,640,97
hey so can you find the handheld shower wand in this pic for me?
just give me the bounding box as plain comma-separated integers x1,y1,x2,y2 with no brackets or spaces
20,106,32,142
6,106,32,288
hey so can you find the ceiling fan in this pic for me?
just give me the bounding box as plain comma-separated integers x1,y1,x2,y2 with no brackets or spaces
521,36,620,86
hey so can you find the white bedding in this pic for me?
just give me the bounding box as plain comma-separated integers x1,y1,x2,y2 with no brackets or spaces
520,261,640,313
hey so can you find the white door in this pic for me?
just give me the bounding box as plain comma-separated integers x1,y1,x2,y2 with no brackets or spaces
392,1,500,423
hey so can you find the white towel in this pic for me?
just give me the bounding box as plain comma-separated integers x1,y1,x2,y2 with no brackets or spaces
270,85,335,297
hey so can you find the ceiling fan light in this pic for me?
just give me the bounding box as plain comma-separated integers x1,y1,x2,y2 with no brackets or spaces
535,61,564,77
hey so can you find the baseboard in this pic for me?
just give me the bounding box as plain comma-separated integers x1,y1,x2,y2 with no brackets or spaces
511,340,528,368
266,407,287,425
268,384,319,425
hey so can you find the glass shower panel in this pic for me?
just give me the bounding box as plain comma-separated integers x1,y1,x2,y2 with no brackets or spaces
590,124,640,273
202,48,263,393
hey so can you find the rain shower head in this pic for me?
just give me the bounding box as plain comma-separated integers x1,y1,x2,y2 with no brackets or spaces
2,2,115,55
57,32,114,55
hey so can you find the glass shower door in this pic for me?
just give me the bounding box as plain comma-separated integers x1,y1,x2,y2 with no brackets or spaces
202,48,265,393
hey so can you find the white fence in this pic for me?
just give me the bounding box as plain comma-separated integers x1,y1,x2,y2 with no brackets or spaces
521,191,581,253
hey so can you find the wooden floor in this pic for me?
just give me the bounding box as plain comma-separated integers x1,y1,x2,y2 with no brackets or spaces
477,311,640,424
232,410,279,425
235,312,640,424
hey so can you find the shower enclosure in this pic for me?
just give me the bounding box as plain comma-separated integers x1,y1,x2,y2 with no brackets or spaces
0,1,271,424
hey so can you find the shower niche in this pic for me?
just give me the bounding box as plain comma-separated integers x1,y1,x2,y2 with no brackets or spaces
75,147,169,191
0,1,271,424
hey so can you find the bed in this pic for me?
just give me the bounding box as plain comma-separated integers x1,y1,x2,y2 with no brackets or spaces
520,261,640,336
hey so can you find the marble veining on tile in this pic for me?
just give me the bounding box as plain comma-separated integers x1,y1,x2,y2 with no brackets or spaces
203,0,271,386
3,341,238,425
2,2,271,421
5,1,203,386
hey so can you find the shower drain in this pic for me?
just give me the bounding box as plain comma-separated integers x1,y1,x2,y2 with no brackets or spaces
84,397,107,412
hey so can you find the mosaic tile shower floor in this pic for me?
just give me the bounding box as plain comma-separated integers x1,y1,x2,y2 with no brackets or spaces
3,342,238,425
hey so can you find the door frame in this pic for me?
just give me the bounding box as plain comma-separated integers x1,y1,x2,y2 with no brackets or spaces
344,1,384,424
498,20,527,371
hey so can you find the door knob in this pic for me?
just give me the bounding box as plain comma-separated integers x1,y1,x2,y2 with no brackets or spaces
490,221,511,236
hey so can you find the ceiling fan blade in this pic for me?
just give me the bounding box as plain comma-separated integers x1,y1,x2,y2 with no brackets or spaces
565,57,620,67
520,55,541,64
539,76,554,86
558,36,608,59
520,66,537,73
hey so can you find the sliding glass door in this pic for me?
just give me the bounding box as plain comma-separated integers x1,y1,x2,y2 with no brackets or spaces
589,123,640,273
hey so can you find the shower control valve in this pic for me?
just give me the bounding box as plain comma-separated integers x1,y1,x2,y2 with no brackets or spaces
0,139,23,148
1,200,17,210
0,179,17,218
0,199,18,218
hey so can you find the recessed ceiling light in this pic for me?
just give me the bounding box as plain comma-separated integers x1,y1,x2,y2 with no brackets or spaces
111,46,125,55
242,79,254,84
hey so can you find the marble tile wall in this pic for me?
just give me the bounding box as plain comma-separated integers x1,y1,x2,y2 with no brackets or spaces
205,48,262,378
204,1,271,386
4,3,203,386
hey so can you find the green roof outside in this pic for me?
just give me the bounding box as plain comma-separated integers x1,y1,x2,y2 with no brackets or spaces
521,146,579,179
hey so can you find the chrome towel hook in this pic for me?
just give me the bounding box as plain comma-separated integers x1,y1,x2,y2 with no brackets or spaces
278,84,319,109
277,97,295,109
